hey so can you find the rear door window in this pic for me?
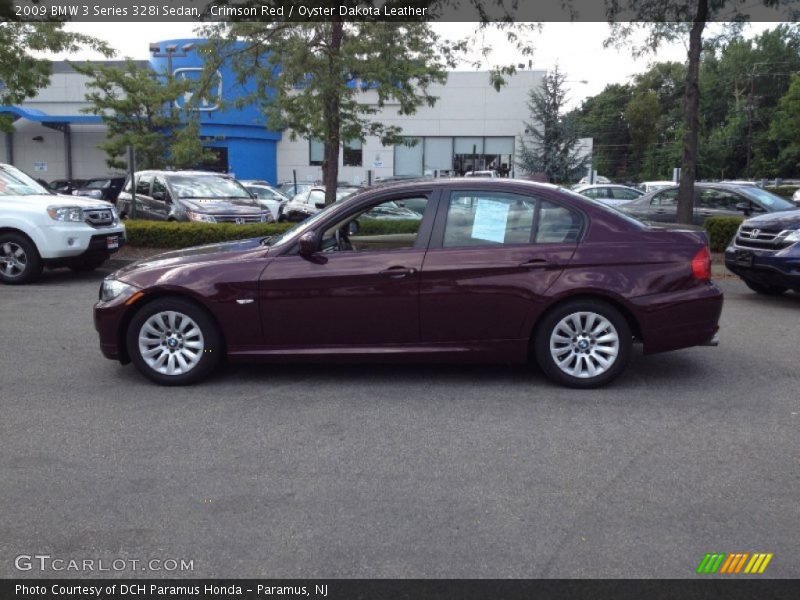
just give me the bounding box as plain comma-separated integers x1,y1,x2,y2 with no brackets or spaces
443,191,536,248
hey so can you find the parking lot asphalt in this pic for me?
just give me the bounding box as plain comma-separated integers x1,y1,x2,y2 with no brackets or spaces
1,269,798,579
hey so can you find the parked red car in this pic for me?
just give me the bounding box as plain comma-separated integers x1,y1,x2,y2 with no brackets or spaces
94,179,723,388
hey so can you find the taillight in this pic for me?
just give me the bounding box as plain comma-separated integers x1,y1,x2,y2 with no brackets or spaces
692,246,711,280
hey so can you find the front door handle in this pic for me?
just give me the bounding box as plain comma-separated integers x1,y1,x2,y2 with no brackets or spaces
519,258,551,269
379,266,417,279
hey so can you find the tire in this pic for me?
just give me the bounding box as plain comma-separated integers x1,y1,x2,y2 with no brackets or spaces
533,299,632,389
743,279,787,296
69,256,107,272
126,297,223,385
0,232,43,285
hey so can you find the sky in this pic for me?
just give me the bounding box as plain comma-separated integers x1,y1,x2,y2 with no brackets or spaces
51,21,780,109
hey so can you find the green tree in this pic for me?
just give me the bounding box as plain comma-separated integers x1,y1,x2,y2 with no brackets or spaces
202,21,450,204
201,9,538,204
769,74,800,176
603,0,791,223
73,60,213,170
517,66,588,183
571,84,634,179
0,19,110,131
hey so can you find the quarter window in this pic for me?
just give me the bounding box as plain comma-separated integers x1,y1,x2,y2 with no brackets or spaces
535,201,583,244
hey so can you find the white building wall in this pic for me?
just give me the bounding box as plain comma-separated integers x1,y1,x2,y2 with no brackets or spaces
2,121,119,180
276,70,544,185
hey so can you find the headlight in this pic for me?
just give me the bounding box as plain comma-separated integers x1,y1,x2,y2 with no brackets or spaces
187,211,216,223
780,229,800,243
47,206,84,222
99,279,138,302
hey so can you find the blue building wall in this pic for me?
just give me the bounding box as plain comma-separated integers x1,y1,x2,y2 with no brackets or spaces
149,39,281,183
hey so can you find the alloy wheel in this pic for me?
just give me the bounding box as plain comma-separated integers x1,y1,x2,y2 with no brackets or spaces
549,311,620,379
0,242,28,279
138,311,205,376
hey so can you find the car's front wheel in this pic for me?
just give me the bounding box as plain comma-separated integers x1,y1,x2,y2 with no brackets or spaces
0,233,43,285
534,299,632,388
743,279,787,296
127,297,222,385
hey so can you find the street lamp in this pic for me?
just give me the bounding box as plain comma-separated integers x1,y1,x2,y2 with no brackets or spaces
149,42,195,77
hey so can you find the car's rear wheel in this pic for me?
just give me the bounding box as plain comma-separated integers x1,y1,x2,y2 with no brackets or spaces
127,297,222,385
0,233,43,285
743,279,787,296
534,299,632,388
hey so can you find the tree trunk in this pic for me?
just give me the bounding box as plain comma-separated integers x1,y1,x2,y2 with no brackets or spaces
677,0,708,224
322,21,343,206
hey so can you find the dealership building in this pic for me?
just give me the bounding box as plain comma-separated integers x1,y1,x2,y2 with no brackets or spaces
0,39,556,186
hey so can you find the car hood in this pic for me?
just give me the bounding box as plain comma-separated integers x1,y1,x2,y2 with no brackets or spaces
743,209,800,229
1,194,110,209
113,237,268,280
179,198,264,214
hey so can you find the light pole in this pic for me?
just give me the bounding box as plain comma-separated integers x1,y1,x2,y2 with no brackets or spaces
148,42,195,80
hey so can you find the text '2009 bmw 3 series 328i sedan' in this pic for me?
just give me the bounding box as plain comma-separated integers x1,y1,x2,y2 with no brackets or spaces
94,179,723,388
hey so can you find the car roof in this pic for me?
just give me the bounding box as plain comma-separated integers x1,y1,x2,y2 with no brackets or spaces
135,170,233,177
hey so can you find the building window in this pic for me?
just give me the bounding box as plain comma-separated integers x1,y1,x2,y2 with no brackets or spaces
309,138,324,166
343,139,362,167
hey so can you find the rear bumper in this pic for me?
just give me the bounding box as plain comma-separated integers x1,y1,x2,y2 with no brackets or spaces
630,282,724,355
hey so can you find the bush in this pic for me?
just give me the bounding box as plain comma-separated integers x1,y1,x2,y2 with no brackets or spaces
764,185,798,198
704,216,743,252
124,220,293,248
122,218,423,248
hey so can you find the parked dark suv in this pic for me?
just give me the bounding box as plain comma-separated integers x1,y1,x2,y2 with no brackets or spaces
95,179,722,389
725,209,800,295
116,170,272,224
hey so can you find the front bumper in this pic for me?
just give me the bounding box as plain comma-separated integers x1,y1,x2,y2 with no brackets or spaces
41,224,126,259
724,243,800,289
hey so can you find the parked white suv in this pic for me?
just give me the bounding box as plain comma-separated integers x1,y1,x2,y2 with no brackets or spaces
0,163,126,284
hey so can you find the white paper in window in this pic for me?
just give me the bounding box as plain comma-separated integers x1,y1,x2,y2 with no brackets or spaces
471,199,509,243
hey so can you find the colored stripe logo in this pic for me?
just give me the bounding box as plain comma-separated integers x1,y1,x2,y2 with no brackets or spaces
696,552,773,574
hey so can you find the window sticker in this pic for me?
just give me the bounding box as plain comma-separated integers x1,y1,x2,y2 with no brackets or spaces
471,198,510,243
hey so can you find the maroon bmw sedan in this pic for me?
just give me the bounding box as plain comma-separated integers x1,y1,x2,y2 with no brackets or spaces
94,179,722,388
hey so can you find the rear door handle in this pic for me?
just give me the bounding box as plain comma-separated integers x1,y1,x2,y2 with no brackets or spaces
379,266,417,279
519,258,552,269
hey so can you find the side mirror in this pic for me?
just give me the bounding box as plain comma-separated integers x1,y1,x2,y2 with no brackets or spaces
735,202,752,216
347,220,360,236
314,202,326,209
298,231,319,256
152,191,165,201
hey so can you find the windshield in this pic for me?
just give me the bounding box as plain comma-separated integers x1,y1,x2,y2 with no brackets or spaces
0,165,50,196
168,175,252,200
85,179,109,189
740,187,796,211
